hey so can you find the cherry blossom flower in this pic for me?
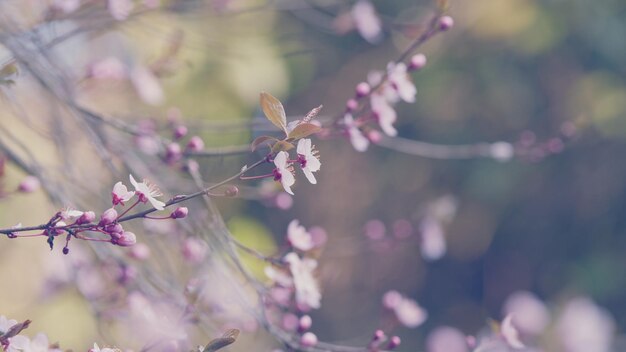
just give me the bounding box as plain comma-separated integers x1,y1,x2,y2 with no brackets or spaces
112,182,134,206
89,343,119,352
60,207,83,220
503,291,550,336
284,252,321,310
383,290,427,328
129,175,166,210
351,1,382,44
264,265,293,287
386,62,416,103
88,57,126,80
130,66,164,106
371,94,397,136
500,314,525,349
426,326,469,352
7,333,52,352
296,139,321,184
343,114,369,152
0,315,17,335
556,297,615,352
108,0,133,21
273,152,295,195
287,219,314,251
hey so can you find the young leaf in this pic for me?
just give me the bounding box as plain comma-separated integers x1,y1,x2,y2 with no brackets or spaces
260,92,288,135
271,140,294,153
251,135,280,151
302,105,323,123
0,62,18,86
203,329,240,352
287,123,322,140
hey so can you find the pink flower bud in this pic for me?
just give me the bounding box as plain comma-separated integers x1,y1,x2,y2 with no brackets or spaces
282,313,299,331
367,130,382,144
439,16,454,31
346,99,358,112
116,231,137,246
388,336,401,349
409,54,427,71
298,315,312,332
225,185,239,197
99,208,118,226
18,175,40,193
166,143,182,163
300,332,318,347
105,223,124,238
129,242,151,260
372,329,386,342
356,82,371,97
275,192,293,210
77,211,96,225
171,207,188,219
182,237,208,263
186,136,205,152
173,125,188,140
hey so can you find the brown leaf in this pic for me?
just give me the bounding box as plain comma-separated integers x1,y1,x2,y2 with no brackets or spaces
203,329,240,352
250,135,280,151
260,92,288,135
302,105,323,123
287,123,322,140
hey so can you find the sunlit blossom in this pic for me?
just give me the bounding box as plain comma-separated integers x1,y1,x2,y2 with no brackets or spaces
386,62,416,103
287,219,314,251
284,252,321,310
112,182,135,206
371,94,397,136
273,152,295,195
343,114,369,152
500,314,525,349
129,175,166,210
296,139,321,184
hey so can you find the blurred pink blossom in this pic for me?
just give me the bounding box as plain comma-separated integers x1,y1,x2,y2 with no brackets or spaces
284,252,321,310
426,326,469,352
556,297,615,352
130,66,164,106
383,290,427,328
503,291,549,336
287,220,314,252
351,1,382,44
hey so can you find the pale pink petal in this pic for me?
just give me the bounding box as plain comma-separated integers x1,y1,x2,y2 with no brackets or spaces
351,1,382,44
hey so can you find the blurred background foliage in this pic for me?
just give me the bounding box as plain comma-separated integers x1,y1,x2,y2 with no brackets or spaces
1,0,626,350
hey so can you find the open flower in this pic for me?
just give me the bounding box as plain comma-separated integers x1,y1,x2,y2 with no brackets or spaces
386,62,416,103
273,152,295,195
0,316,17,335
500,314,525,349
129,175,165,210
296,139,321,184
344,114,369,152
284,252,321,310
7,333,52,352
112,182,135,206
371,94,397,136
383,290,427,328
287,219,314,251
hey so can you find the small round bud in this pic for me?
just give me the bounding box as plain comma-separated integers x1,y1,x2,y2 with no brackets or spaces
275,193,293,210
225,185,239,197
76,211,96,225
439,16,454,31
116,231,137,246
388,336,401,349
372,329,386,342
105,223,124,238
282,313,299,331
173,125,188,140
355,82,371,97
166,143,182,163
367,130,382,144
409,54,427,71
99,208,118,226
298,315,312,332
186,136,205,152
346,99,359,112
18,176,40,193
171,207,189,219
300,332,318,347
182,237,208,263
62,247,69,255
